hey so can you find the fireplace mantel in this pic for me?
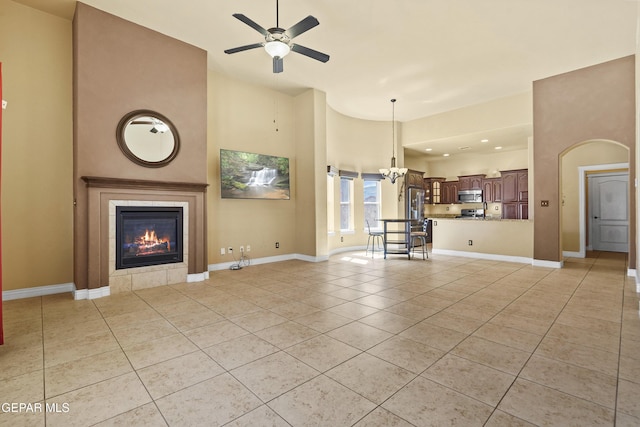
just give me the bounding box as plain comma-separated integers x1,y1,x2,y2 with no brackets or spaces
81,176,208,192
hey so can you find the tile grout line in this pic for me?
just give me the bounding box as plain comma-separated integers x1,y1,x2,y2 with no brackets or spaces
10,252,634,426
485,252,626,424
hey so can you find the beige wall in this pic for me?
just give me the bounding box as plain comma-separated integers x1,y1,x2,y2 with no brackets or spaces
294,89,327,258
433,219,533,258
0,0,73,291
402,92,533,146
561,141,629,253
207,70,300,263
417,149,528,180
402,92,532,189
533,56,636,266
73,3,207,184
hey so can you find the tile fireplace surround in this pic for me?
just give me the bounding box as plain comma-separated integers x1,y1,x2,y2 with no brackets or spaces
78,177,209,299
108,200,189,293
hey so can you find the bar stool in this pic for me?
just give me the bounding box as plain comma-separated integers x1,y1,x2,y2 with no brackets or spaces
366,220,384,258
410,219,429,260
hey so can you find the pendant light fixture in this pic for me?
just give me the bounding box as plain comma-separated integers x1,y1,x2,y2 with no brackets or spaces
379,98,408,183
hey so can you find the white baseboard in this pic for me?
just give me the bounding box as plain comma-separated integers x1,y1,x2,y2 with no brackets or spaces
432,249,532,265
2,271,210,302
74,286,110,300
295,253,330,262
187,271,209,282
2,283,75,301
208,252,332,272
533,259,564,268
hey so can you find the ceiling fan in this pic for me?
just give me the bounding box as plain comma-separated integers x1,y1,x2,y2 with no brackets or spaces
224,0,330,73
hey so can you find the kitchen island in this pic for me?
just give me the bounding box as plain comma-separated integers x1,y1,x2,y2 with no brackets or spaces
430,218,533,262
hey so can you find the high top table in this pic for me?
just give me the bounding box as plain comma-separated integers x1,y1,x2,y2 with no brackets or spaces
379,219,413,259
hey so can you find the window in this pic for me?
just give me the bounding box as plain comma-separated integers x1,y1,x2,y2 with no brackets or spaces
327,175,335,234
340,178,354,231
363,179,381,230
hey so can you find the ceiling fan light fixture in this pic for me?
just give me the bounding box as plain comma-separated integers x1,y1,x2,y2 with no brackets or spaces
150,119,169,134
264,40,290,58
225,2,328,73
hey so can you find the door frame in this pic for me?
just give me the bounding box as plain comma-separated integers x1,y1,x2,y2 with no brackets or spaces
576,162,628,257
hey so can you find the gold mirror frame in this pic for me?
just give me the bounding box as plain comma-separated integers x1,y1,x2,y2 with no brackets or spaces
116,110,180,168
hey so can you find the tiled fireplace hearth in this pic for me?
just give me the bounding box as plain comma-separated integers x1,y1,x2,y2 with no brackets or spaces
76,177,208,299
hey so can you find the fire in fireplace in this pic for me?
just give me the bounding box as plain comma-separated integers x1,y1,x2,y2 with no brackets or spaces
116,206,183,269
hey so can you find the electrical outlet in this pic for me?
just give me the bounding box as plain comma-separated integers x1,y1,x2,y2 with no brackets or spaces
240,246,244,253
220,247,225,255
246,245,251,252
228,247,233,253
541,200,550,207
468,240,473,246
340,236,343,242
275,242,280,249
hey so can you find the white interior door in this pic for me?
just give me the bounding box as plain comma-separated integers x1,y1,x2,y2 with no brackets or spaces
589,173,628,252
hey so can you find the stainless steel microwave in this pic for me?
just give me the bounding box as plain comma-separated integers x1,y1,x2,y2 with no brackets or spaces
458,189,483,203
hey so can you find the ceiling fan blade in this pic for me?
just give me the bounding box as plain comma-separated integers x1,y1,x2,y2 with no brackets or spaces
291,44,330,63
273,57,284,73
224,43,264,54
232,13,269,36
285,15,319,39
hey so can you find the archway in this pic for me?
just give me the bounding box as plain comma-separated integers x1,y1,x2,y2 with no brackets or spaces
560,139,629,258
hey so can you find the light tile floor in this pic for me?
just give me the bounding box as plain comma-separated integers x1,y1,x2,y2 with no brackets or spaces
1,250,639,426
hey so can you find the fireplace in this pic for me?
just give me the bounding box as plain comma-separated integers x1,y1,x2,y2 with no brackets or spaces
116,206,183,269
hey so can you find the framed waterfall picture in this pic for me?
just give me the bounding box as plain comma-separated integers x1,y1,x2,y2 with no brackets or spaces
220,149,290,200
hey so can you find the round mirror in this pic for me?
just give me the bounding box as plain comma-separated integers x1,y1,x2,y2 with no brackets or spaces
116,110,180,167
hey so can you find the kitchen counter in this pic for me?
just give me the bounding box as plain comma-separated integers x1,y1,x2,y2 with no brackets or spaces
430,218,533,260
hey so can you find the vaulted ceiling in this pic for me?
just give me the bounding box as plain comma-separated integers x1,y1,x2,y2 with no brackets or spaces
15,0,639,156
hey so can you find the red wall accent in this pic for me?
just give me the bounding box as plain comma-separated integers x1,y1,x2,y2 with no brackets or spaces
1,62,4,345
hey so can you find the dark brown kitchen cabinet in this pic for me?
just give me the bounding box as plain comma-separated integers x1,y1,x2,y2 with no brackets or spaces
502,202,529,220
482,177,502,203
501,169,528,219
424,177,445,204
519,202,529,219
458,175,485,190
405,169,425,188
502,169,528,202
441,181,459,204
